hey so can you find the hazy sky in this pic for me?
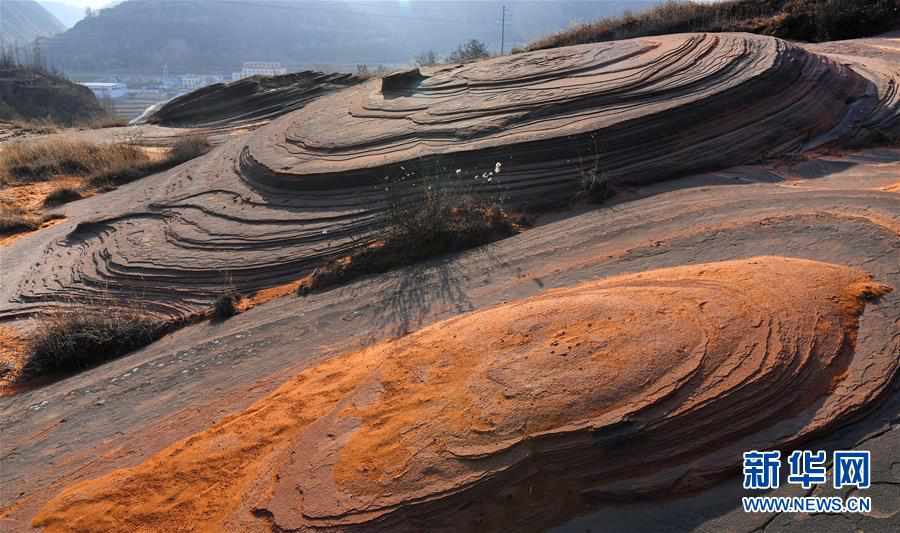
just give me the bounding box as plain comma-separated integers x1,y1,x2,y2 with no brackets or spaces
51,0,111,8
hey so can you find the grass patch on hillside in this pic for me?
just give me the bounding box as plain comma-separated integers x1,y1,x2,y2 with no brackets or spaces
525,0,900,51
19,308,172,380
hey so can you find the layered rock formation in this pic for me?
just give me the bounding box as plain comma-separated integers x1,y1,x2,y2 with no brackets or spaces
2,33,898,322
137,71,360,128
31,257,895,533
241,33,891,195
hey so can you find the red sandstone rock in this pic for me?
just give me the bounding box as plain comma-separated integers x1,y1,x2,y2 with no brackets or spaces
31,257,895,533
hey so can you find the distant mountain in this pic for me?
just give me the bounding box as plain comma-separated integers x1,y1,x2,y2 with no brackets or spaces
39,1,86,28
44,0,660,75
0,0,65,45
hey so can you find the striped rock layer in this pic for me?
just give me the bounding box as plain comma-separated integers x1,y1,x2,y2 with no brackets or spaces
3,33,898,320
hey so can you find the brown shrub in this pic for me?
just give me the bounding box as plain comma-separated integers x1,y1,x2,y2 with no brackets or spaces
299,168,524,296
20,308,170,380
212,290,241,321
42,186,83,206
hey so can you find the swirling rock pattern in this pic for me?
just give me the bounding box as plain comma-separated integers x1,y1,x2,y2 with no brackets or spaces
31,257,895,533
138,71,360,128
2,33,898,322
241,32,889,192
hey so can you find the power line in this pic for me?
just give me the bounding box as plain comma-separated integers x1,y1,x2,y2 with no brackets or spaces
500,5,506,55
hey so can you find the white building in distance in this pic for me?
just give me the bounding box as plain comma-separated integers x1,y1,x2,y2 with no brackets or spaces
180,74,225,91
82,82,128,99
232,61,288,81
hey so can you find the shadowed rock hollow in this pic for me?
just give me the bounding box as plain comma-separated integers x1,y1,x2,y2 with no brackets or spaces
2,33,898,321
31,257,895,533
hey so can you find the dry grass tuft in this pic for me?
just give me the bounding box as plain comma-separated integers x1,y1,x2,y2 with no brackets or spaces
212,290,241,321
299,171,527,296
8,118,61,135
88,134,211,190
76,114,130,130
0,207,43,234
0,133,211,186
170,134,212,163
42,186,83,207
20,308,170,380
0,140,149,184
0,200,62,234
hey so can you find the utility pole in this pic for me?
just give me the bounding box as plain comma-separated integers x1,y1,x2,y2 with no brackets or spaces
500,5,506,55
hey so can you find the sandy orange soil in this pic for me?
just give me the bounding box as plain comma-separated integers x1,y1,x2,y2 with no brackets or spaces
0,179,79,247
31,257,893,533
0,325,28,391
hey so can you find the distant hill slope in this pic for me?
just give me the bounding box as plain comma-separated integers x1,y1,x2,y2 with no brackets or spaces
44,0,660,74
527,0,900,51
39,1,85,28
0,65,103,124
0,0,65,44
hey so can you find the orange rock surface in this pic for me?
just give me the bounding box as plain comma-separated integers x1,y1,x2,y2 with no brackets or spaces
33,257,894,533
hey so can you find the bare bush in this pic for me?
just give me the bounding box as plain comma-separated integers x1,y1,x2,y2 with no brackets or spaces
415,50,439,67
21,308,169,380
299,161,524,295
212,290,241,321
448,39,490,63
42,187,83,207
